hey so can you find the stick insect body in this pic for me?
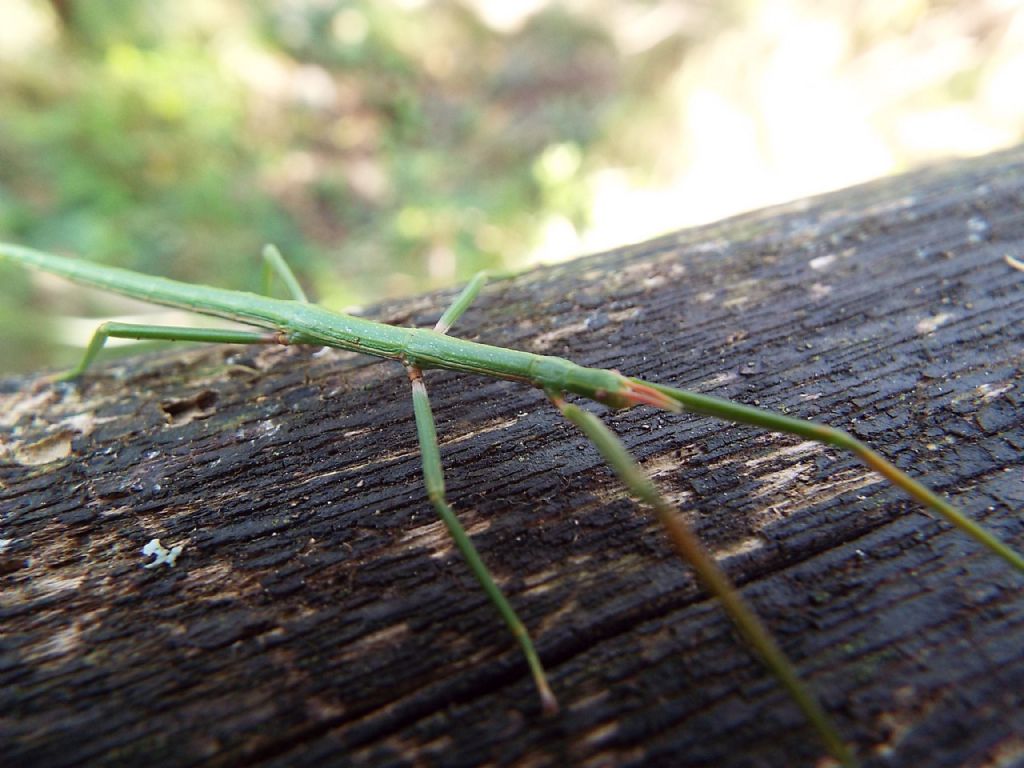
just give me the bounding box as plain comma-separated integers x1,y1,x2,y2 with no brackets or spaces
2,242,1022,768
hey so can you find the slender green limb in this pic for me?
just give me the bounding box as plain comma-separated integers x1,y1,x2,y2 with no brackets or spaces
66,321,286,379
262,244,309,303
409,369,556,714
434,271,488,335
408,273,556,712
550,393,858,768
636,379,1024,574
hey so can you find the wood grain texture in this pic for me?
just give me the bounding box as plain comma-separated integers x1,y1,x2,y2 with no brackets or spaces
2,146,1023,768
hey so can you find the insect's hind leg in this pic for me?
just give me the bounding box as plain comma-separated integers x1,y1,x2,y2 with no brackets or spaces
261,244,309,303
406,364,556,714
64,322,286,380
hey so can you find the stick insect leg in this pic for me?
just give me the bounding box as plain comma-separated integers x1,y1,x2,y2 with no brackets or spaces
261,244,309,303
403,275,555,709
549,392,859,768
395,272,557,716
636,379,1024,574
434,272,488,335
65,321,287,380
407,366,556,714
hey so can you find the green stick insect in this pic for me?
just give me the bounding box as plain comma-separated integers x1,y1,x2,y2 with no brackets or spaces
1,241,1022,768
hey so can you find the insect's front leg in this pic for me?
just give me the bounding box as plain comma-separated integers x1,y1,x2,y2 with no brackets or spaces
548,391,857,767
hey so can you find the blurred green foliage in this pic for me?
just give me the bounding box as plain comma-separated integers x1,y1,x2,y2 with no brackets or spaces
5,0,1019,374
1,0,658,373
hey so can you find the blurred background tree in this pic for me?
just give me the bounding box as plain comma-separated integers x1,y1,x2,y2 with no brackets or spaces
2,0,1022,373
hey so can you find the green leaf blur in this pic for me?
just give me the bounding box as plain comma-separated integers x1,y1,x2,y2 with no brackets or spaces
2,0,1022,373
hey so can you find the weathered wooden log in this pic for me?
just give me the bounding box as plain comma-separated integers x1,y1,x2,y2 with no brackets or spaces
2,146,1023,768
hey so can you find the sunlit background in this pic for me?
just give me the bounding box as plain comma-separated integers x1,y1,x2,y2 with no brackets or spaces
2,0,1023,373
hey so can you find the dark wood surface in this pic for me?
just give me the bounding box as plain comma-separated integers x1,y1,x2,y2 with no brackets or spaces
3,146,1023,768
